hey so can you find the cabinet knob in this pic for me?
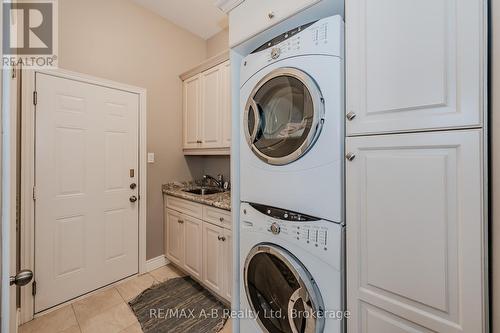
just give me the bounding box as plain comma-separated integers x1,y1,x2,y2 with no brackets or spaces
345,153,356,161
218,235,226,242
197,140,203,144
346,112,357,121
268,11,275,19
219,217,224,222
178,219,184,224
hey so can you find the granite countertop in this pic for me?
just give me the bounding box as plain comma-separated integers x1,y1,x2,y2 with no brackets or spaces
162,182,231,211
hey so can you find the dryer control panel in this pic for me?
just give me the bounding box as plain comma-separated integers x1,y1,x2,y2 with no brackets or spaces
240,15,344,87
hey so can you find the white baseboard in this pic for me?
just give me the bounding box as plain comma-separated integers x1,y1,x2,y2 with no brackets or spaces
145,255,170,272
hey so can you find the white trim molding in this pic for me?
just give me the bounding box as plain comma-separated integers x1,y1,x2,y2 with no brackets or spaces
146,255,170,272
20,68,147,324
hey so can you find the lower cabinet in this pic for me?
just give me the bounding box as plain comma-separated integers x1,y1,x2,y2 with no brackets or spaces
222,228,233,301
164,197,232,302
183,215,203,280
165,209,184,266
202,222,225,295
346,130,485,333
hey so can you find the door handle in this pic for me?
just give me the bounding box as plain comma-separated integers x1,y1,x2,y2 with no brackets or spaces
10,270,33,287
129,196,138,203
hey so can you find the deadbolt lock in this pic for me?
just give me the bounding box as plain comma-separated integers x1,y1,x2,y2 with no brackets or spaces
130,183,137,190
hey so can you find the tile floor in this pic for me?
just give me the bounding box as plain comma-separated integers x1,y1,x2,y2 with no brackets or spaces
19,265,232,333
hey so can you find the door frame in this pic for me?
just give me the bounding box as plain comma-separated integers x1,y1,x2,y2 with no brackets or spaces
19,69,147,323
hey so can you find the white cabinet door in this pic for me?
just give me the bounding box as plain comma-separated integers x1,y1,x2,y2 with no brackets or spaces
200,65,223,148
165,209,184,266
183,215,203,280
346,0,485,135
203,222,224,295
221,61,232,148
222,228,233,302
228,0,321,47
183,75,201,149
346,130,485,333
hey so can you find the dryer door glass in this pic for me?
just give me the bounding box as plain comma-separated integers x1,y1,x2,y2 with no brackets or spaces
244,68,324,166
244,244,325,333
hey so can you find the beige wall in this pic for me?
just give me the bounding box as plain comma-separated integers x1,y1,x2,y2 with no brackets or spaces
492,0,499,330
207,28,229,57
58,0,207,259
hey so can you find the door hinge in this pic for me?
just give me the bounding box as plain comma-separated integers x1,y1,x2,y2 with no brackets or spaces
32,281,37,296
32,186,36,201
33,91,37,106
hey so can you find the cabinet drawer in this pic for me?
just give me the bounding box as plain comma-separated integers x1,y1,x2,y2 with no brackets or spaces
229,0,321,47
203,206,232,229
166,196,203,219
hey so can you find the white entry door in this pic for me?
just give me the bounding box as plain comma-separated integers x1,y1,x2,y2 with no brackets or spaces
34,73,140,312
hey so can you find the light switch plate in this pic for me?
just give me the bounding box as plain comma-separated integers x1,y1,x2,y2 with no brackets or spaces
147,153,155,163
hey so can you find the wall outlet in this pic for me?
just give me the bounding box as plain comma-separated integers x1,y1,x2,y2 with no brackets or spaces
147,153,155,163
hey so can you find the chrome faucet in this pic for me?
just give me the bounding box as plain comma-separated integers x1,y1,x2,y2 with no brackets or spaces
203,174,224,189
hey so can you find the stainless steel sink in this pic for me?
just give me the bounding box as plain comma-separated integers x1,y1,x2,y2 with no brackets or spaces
182,188,224,195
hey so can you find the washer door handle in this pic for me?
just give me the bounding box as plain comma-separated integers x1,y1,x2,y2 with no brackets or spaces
248,99,261,144
288,288,315,333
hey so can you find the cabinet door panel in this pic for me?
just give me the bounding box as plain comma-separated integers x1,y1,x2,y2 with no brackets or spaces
203,222,224,295
346,0,485,135
201,66,222,148
221,61,232,147
229,0,321,47
165,209,184,266
183,75,201,148
347,130,485,333
359,302,434,333
223,229,233,302
183,215,202,279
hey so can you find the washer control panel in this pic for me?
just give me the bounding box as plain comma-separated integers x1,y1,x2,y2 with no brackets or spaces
243,203,343,265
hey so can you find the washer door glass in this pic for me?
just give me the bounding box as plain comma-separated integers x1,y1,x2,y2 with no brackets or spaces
245,68,324,166
244,244,324,333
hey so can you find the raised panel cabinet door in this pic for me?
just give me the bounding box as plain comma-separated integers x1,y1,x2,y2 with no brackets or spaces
183,75,201,149
165,209,184,266
202,222,224,295
346,0,486,135
200,65,223,148
346,130,485,333
223,228,233,302
221,61,232,148
183,215,203,280
228,0,321,47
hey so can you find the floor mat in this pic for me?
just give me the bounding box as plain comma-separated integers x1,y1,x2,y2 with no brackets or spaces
129,276,229,333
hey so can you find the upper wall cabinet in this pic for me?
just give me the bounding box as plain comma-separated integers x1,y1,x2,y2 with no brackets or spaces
346,0,486,135
228,0,321,47
181,55,231,155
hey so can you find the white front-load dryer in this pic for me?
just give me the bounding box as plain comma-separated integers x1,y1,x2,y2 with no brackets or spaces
239,202,345,333
240,15,344,222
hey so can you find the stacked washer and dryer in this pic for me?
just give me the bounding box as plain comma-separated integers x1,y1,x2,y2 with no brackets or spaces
239,15,345,333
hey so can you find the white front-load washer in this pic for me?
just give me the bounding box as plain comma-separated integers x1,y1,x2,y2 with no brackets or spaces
239,202,345,333
240,15,344,222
